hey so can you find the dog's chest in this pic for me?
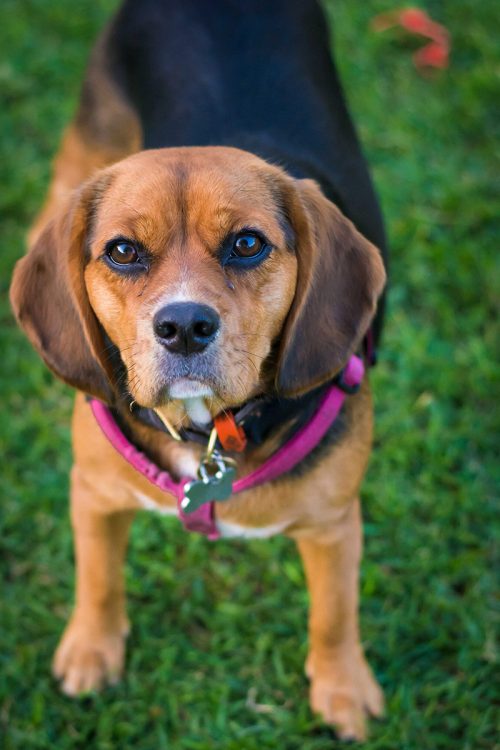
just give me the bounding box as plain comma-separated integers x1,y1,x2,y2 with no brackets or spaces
134,490,288,539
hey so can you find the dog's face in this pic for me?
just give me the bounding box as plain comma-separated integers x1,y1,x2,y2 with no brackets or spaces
11,147,385,412
84,148,298,411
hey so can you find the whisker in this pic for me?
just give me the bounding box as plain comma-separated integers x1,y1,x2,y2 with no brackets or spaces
236,333,269,339
233,347,267,361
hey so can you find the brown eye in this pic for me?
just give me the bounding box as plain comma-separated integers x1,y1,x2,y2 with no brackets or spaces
233,233,264,258
107,241,139,265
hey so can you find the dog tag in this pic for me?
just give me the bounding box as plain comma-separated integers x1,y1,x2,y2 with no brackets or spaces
181,454,236,514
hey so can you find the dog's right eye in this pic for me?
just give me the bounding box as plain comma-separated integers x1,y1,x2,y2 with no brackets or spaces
106,241,140,266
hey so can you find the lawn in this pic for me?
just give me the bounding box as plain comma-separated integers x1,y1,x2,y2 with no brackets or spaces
0,1,498,748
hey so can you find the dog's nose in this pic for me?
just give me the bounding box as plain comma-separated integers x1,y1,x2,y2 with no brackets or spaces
153,302,220,355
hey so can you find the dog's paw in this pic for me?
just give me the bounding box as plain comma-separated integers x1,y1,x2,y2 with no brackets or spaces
52,617,127,696
306,650,384,741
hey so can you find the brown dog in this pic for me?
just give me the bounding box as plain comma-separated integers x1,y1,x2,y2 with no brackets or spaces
10,1,387,742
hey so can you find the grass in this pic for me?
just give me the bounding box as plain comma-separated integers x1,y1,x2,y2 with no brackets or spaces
0,1,498,748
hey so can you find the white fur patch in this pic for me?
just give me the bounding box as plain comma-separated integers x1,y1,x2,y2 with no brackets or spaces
215,519,289,539
183,396,212,424
175,452,201,478
158,287,191,305
135,490,288,539
169,379,213,400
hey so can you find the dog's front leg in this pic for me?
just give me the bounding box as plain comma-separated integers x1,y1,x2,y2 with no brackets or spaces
296,499,384,741
53,467,135,696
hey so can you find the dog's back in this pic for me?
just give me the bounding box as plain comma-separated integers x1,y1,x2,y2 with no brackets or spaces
85,0,387,321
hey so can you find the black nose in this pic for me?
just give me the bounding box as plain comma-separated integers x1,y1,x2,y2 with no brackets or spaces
153,302,220,355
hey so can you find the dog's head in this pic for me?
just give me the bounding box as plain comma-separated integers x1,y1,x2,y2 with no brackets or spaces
10,147,385,414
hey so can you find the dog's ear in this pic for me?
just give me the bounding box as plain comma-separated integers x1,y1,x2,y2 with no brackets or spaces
10,175,115,401
276,179,386,397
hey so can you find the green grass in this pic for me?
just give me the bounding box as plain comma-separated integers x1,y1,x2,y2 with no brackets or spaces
1,1,498,748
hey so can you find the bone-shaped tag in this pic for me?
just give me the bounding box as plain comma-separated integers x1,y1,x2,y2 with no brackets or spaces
181,462,236,514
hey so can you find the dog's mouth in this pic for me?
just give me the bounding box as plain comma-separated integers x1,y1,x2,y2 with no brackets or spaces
153,349,220,399
149,353,223,421
123,337,263,417
153,376,217,426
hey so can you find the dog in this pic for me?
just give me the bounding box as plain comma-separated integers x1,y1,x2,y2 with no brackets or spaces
10,0,388,741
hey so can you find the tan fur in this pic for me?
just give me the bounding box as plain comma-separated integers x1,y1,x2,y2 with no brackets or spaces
11,137,386,740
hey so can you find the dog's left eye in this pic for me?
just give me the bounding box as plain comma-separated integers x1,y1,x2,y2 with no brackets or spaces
106,241,140,265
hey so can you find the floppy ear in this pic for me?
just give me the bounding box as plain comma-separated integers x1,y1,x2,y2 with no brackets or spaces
10,176,115,401
276,179,386,397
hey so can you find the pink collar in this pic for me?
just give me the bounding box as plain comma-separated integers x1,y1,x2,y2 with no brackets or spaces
89,355,364,540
